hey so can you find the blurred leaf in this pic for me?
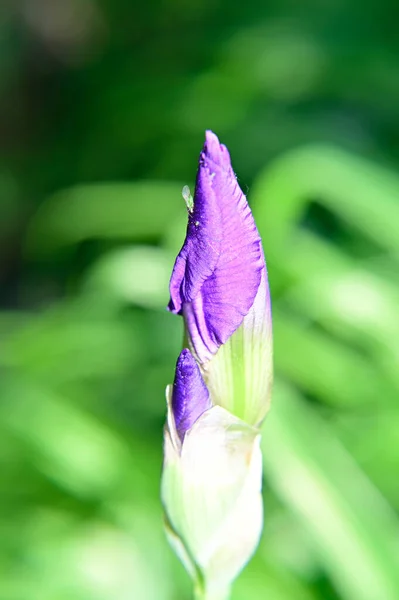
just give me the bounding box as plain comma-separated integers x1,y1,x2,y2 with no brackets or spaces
274,308,398,408
232,555,319,600
262,380,399,600
0,306,139,384
0,377,153,501
333,410,399,511
85,245,173,310
26,181,185,255
252,145,399,256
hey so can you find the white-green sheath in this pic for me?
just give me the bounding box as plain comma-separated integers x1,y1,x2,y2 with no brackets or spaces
162,390,263,598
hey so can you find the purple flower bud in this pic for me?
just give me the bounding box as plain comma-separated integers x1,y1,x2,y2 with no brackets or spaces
172,348,212,440
168,131,265,364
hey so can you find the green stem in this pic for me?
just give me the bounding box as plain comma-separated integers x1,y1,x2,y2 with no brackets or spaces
194,582,231,600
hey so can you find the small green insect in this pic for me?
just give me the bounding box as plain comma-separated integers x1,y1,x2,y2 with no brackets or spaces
182,185,194,213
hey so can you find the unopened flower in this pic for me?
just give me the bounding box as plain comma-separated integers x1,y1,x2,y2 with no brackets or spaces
162,131,273,598
168,130,272,425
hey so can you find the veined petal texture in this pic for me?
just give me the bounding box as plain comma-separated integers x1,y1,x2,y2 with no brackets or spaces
168,131,264,363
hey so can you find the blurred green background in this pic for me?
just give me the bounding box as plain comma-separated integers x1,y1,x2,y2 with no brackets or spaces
1,1,399,599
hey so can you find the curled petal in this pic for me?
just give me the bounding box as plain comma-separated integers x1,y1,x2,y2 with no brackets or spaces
168,131,264,362
172,348,212,440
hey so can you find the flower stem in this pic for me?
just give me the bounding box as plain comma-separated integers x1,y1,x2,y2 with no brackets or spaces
194,582,231,600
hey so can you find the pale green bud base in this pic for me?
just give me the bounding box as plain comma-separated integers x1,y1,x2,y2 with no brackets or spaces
198,268,273,427
162,403,263,600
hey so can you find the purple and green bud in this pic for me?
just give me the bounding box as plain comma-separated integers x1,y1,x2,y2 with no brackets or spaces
172,348,212,442
168,130,272,431
162,131,273,598
168,131,264,360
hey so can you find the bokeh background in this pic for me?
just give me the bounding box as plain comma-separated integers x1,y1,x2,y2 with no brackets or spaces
1,1,399,599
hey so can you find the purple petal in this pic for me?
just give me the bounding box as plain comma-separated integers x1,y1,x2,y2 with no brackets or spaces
168,131,264,362
172,348,212,440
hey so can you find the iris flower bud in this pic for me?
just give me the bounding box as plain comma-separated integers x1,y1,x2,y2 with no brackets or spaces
168,131,272,425
162,131,272,599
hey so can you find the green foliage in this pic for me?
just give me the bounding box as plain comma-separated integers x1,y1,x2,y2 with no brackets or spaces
1,2,399,598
